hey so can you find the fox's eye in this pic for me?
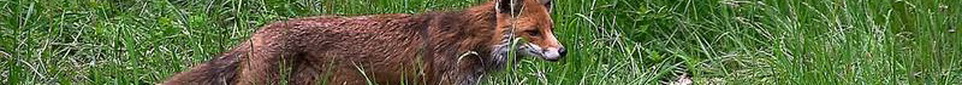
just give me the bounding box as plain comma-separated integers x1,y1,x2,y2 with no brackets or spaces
526,30,541,36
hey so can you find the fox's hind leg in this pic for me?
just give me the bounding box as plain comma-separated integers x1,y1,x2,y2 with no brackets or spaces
326,60,368,85
235,52,282,85
290,57,325,85
234,40,294,85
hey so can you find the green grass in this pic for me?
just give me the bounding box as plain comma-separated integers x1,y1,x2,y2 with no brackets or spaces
2,0,960,84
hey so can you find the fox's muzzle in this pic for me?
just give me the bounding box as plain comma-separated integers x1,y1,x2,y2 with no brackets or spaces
541,47,566,61
520,43,566,62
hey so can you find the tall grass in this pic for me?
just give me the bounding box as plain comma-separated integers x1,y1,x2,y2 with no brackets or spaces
1,0,960,84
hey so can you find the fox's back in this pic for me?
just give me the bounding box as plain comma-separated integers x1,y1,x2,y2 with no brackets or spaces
248,14,432,84
255,14,428,52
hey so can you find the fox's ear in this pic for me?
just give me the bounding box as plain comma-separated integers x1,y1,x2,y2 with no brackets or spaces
543,0,552,12
496,0,522,14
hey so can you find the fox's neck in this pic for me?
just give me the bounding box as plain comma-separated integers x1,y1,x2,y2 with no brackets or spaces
420,2,510,70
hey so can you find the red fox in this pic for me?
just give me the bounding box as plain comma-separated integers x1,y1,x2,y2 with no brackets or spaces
162,0,564,84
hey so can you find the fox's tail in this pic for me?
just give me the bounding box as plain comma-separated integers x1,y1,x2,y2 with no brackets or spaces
162,42,250,85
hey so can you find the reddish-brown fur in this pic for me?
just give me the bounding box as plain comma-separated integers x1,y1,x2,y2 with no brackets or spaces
162,0,558,85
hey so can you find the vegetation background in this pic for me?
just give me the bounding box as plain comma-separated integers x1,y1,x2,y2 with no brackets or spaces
2,0,960,84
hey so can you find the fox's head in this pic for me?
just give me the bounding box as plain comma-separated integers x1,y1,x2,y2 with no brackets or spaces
491,0,566,62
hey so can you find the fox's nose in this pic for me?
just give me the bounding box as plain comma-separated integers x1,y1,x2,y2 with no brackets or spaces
559,47,567,57
543,47,565,62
